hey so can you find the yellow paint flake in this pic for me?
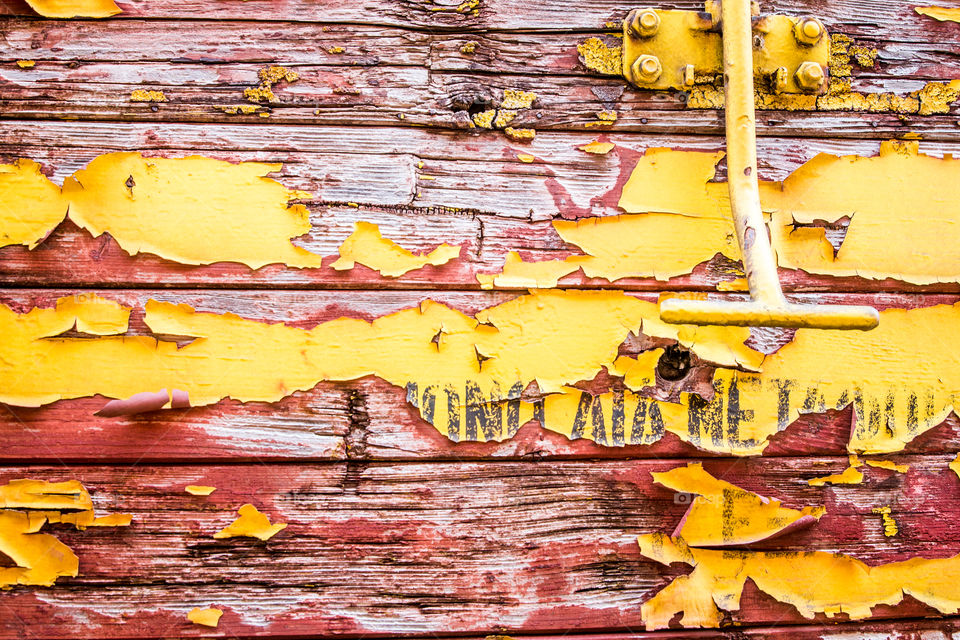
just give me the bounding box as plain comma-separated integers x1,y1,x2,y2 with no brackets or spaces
809,456,864,486
15,60,35,69
865,459,909,473
0,479,130,588
220,105,260,115
185,485,216,496
214,504,286,541
24,0,120,17
503,127,535,142
471,109,496,129
61,153,323,269
950,453,960,479
460,41,477,54
872,506,899,537
639,533,960,629
577,37,622,76
493,109,518,128
0,159,67,249
327,46,344,54
331,221,461,277
245,65,298,104
243,85,277,104
129,89,167,103
585,110,617,127
916,6,960,22
501,89,537,110
579,141,615,155
516,153,535,163
187,607,223,627
653,463,824,546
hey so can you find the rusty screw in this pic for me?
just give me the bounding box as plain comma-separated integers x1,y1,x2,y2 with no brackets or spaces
632,54,662,84
795,61,825,92
794,17,824,45
628,9,660,38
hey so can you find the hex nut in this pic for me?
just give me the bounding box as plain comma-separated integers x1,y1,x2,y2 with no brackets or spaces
794,17,824,45
628,9,660,38
632,54,662,83
795,61,825,92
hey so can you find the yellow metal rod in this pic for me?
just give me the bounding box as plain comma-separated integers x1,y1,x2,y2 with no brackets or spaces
659,0,879,330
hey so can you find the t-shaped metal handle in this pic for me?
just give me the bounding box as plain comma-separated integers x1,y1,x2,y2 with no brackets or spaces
659,0,879,330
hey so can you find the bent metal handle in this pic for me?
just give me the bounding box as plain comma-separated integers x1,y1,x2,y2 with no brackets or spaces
659,0,879,330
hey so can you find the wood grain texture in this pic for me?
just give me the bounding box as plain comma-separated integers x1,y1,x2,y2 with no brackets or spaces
1,456,959,637
3,288,960,464
3,121,960,292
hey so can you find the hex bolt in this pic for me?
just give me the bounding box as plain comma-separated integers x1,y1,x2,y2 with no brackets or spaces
632,54,662,83
794,17,824,45
628,9,660,38
795,61,825,92
683,64,695,87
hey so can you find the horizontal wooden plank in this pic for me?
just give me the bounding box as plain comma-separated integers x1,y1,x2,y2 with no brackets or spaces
2,0,958,37
2,288,960,463
1,456,959,637
3,121,960,291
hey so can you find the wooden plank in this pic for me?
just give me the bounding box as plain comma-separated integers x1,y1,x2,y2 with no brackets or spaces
3,121,960,291
0,456,958,637
2,288,960,463
2,0,958,37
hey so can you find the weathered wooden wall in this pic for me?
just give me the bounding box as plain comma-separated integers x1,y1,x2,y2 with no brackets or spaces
2,0,960,637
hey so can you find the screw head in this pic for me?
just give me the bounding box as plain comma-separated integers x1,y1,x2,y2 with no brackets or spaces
794,17,824,45
632,54,662,83
628,9,660,38
795,62,825,92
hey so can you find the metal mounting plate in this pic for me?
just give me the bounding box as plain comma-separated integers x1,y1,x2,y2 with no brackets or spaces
622,4,830,94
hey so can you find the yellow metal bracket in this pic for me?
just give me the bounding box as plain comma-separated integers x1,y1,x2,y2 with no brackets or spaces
635,0,880,330
622,1,830,94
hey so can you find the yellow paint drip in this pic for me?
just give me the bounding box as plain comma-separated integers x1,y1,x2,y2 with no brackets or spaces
214,504,286,541
129,89,167,103
653,463,824,546
916,6,960,22
24,0,120,17
639,533,960,629
872,506,899,537
331,221,461,277
185,485,217,496
0,159,67,249
61,153,323,269
187,607,223,627
0,479,130,589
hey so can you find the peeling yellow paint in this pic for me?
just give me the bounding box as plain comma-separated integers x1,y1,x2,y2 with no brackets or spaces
585,110,617,127
129,89,167,103
459,41,477,54
24,0,120,17
331,221,461,277
214,504,286,541
327,46,345,54
501,89,537,110
950,453,960,479
187,607,223,627
809,455,864,486
0,159,67,249
61,153,323,269
504,127,535,142
639,533,960,629
864,459,909,473
0,479,130,588
916,6,960,22
471,109,495,129
577,37,622,76
220,105,260,115
579,141,615,154
15,60,35,69
516,153,535,163
653,463,824,546
872,506,899,537
244,65,299,104
185,485,217,496
493,109,518,128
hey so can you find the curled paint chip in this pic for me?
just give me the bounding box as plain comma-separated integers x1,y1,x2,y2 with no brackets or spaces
331,221,462,277
96,389,189,417
653,463,824,546
187,607,223,627
24,0,120,17
0,159,67,250
214,504,287,541
185,485,217,496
